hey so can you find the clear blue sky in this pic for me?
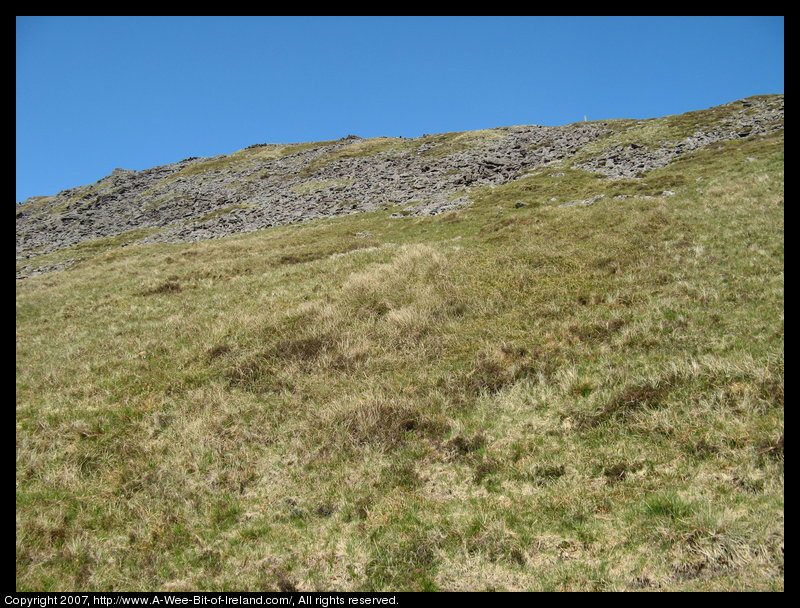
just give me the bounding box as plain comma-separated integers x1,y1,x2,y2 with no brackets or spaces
16,16,784,203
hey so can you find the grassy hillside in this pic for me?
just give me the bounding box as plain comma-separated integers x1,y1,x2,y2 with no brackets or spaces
16,127,783,591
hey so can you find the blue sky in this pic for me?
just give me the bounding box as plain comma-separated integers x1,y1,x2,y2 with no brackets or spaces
16,16,784,203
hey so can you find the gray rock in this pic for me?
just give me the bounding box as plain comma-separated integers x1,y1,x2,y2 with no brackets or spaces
559,194,605,208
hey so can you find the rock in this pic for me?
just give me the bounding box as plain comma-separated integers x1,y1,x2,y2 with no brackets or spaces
576,95,783,178
559,194,605,208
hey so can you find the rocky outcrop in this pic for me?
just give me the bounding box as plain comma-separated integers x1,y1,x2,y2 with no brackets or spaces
16,95,783,278
576,97,785,178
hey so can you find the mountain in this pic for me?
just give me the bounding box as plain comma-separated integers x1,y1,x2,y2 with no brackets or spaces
16,95,783,279
16,97,784,591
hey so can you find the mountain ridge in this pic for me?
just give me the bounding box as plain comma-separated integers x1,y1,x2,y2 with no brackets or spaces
16,94,783,279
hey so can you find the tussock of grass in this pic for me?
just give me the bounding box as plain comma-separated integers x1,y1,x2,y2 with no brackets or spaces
311,391,449,451
459,344,555,396
140,280,183,296
16,128,783,591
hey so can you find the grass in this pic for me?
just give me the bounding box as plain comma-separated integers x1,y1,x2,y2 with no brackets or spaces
16,227,165,272
16,122,783,591
169,141,343,179
299,129,507,176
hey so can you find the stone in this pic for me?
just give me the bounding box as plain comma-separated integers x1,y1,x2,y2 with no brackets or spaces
559,194,605,208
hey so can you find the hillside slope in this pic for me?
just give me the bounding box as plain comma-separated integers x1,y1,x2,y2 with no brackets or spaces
16,95,783,278
16,98,784,591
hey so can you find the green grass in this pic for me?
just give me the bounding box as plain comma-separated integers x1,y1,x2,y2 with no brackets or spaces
16,127,783,591
16,227,165,272
299,129,508,176
174,141,342,177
